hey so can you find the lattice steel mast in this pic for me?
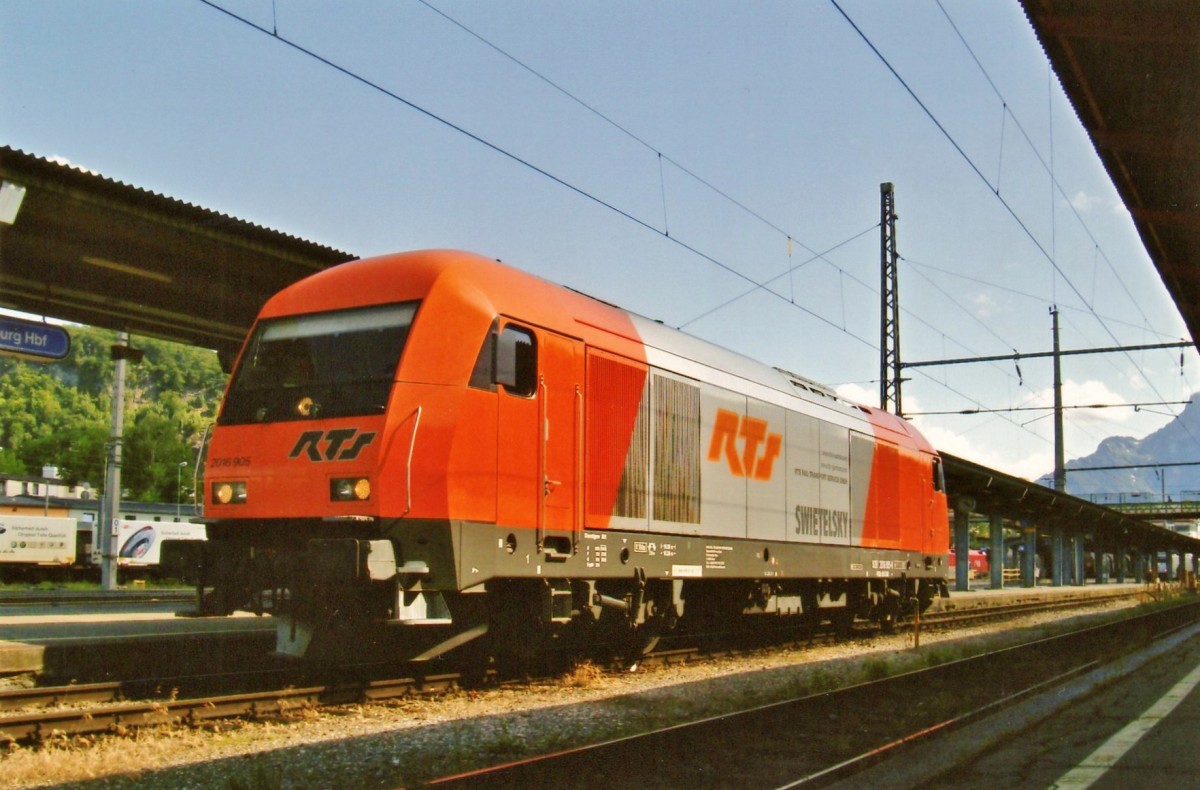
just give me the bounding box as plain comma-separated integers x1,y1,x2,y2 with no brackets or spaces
879,182,901,415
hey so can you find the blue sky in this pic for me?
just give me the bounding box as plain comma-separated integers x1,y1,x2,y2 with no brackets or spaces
2,1,1196,485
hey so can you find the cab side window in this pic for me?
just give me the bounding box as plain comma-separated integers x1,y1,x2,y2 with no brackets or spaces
497,325,537,396
470,321,537,396
932,457,946,492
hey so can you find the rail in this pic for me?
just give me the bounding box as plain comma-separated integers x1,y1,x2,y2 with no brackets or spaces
0,588,1153,745
423,599,1200,787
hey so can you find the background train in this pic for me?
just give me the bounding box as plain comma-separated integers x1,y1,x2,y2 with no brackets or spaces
200,249,950,664
0,513,206,583
949,547,990,579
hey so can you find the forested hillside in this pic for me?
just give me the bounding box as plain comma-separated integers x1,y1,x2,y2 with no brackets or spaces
0,325,227,503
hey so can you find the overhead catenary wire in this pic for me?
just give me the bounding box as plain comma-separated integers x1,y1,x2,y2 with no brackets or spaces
679,223,878,329
831,0,1108,325
903,257,1189,341
905,255,1200,412
189,6,869,347
679,227,1041,432
201,1,1059,445
936,0,1157,333
415,0,827,259
906,400,1191,417
200,0,1184,464
833,0,1198,455
196,0,827,327
932,0,1197,443
414,0,1037,389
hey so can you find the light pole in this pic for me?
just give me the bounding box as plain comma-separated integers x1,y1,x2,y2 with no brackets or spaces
176,461,188,518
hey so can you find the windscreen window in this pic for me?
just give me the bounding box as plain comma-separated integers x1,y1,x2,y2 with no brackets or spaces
219,302,418,424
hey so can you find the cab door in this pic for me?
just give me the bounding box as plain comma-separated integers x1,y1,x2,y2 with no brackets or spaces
495,324,540,531
494,322,581,557
538,330,582,557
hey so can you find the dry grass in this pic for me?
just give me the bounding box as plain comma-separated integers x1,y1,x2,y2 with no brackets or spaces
559,660,607,688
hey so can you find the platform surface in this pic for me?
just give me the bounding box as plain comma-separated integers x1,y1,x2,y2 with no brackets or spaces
0,608,273,674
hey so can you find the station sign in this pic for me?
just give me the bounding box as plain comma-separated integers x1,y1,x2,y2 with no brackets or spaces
0,316,71,362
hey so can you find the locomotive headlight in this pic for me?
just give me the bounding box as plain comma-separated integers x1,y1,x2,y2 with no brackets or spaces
212,481,247,505
331,477,371,502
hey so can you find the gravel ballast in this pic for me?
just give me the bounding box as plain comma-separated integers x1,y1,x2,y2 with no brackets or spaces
1,598,1146,789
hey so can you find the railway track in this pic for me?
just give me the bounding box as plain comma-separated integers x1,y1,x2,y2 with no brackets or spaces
919,588,1148,627
0,588,1154,745
0,675,463,744
424,598,1200,788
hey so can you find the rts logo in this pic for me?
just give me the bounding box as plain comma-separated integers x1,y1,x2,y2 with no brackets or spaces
289,428,377,462
707,408,782,481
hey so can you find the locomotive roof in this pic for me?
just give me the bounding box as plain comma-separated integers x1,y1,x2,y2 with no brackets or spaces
261,250,929,448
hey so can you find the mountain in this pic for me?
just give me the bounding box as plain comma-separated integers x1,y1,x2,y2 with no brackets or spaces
1063,395,1200,502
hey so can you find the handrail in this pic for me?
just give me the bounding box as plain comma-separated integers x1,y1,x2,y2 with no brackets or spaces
575,384,583,548
402,405,422,517
537,377,547,550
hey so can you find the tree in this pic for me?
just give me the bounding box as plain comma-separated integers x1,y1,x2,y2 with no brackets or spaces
123,408,192,502
18,426,108,487
0,362,106,470
0,325,227,501
0,448,25,476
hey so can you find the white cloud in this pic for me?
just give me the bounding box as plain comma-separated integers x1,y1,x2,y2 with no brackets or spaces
833,385,1044,478
832,379,1154,483
835,382,876,409
1022,379,1134,428
1070,190,1101,213
1069,189,1129,217
835,378,1138,482
914,419,1052,480
970,292,1001,319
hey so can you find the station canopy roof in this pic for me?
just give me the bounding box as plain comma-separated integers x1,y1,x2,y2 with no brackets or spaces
942,452,1198,550
0,146,352,358
1021,0,1200,349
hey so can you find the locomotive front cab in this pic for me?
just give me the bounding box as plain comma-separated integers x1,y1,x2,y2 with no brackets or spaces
211,301,419,518
203,299,424,620
199,251,570,661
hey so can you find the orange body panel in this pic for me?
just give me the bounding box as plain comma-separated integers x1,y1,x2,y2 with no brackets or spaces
207,251,650,530
584,349,649,528
859,406,948,554
860,440,900,549
206,250,946,563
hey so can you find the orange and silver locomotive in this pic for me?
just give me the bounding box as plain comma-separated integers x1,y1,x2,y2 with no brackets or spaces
203,250,949,662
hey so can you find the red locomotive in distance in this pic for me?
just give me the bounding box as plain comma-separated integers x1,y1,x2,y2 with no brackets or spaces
949,548,990,579
201,250,950,663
